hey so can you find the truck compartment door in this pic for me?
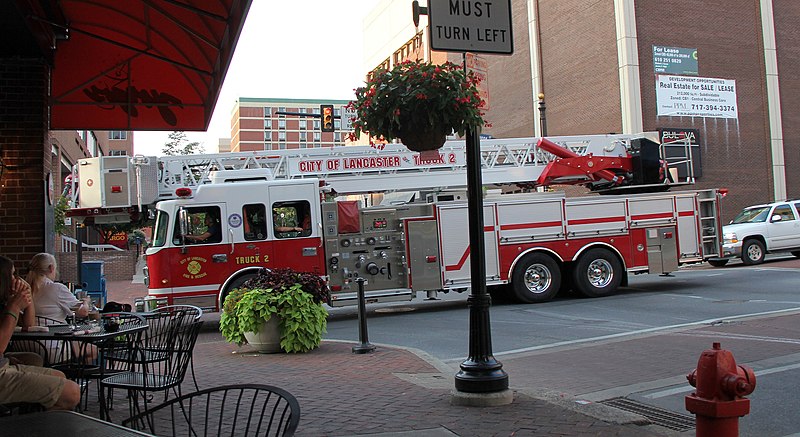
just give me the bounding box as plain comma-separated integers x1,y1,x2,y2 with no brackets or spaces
646,226,678,274
406,219,442,292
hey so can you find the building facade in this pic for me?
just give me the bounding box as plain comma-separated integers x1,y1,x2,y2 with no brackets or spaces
230,98,353,152
364,0,800,221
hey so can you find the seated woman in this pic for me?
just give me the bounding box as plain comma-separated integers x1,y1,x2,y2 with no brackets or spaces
27,253,96,363
0,255,80,410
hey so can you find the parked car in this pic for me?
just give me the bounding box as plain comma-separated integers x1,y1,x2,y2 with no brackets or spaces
709,199,800,266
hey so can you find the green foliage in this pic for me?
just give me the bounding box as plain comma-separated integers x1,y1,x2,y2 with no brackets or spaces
349,60,486,143
162,131,205,156
219,269,328,353
53,195,70,235
219,287,250,346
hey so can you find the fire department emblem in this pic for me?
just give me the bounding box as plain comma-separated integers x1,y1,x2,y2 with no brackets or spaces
180,256,208,279
187,260,202,275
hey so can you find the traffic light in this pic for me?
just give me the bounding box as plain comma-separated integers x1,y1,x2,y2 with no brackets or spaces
320,104,334,132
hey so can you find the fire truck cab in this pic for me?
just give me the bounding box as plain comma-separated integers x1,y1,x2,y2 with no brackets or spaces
147,176,325,310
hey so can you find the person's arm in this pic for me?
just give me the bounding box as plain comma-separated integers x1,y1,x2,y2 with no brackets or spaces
15,278,34,329
0,283,32,352
186,231,211,242
59,285,89,318
275,225,303,232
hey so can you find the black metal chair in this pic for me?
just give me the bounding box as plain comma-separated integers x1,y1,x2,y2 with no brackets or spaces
100,320,203,420
104,305,203,390
122,384,300,436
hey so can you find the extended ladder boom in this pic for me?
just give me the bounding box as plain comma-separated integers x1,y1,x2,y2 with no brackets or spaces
69,132,694,217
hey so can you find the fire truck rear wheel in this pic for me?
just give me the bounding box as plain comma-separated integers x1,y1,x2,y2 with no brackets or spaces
511,253,561,303
572,248,622,298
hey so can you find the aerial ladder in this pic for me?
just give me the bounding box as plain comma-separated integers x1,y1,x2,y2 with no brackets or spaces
66,132,696,224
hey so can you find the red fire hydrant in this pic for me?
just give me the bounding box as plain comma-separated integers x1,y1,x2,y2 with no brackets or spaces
686,342,756,437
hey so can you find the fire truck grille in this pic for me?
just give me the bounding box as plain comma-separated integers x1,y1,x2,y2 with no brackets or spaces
600,397,696,432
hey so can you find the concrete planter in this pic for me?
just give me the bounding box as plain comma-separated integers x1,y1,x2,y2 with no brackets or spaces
243,316,281,353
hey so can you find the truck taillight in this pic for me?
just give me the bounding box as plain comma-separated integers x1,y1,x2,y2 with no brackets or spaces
111,185,122,193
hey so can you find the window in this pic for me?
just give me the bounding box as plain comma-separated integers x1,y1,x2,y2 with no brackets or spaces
313,132,320,142
264,119,272,129
243,204,268,241
109,150,127,156
278,106,286,114
279,142,286,150
278,131,286,141
299,120,306,130
334,132,341,142
278,119,286,129
108,131,127,140
334,119,341,130
313,119,320,130
299,132,307,142
272,201,312,238
772,205,796,222
263,107,272,117
264,131,272,141
152,209,170,247
173,206,222,245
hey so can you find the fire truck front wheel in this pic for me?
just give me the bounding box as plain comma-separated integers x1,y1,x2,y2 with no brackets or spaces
510,253,561,303
572,248,622,298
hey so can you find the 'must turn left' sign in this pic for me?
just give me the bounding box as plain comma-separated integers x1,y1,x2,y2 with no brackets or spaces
428,0,513,54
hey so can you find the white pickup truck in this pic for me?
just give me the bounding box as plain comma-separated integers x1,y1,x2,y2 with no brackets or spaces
710,199,800,266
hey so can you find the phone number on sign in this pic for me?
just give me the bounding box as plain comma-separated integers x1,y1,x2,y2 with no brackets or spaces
691,104,735,112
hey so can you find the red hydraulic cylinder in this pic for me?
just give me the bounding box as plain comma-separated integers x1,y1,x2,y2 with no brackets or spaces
536,137,627,185
685,342,756,437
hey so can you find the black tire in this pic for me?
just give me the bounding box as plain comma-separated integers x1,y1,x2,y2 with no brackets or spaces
510,253,561,303
741,239,765,265
708,259,729,267
572,248,623,298
791,251,800,258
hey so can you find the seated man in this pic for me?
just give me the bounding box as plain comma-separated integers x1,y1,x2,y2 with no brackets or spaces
0,255,80,410
185,215,221,244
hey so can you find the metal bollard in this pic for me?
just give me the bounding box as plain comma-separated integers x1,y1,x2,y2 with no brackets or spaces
352,277,376,354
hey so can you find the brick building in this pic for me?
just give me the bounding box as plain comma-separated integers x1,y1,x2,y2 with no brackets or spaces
364,0,800,221
1,1,245,273
231,98,353,152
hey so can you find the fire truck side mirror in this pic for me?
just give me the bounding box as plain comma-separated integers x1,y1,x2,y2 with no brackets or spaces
179,208,190,244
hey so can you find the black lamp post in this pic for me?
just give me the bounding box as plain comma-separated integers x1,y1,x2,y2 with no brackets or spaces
454,54,509,394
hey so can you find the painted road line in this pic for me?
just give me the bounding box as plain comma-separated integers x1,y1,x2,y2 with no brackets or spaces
466,306,800,361
643,362,800,399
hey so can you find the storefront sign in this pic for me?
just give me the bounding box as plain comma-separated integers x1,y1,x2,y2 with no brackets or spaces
656,75,738,119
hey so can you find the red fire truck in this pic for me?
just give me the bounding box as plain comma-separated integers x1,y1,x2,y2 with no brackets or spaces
67,133,723,310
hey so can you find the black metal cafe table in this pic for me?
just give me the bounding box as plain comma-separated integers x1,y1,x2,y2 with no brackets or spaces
10,315,148,416
0,410,155,436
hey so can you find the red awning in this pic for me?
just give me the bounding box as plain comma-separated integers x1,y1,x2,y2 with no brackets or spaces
24,0,251,131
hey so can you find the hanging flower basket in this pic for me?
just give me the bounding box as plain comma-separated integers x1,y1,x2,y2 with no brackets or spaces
348,60,486,152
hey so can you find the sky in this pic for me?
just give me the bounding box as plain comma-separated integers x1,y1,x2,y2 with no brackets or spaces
133,1,379,156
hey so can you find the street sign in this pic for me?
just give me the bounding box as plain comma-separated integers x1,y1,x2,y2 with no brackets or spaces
341,105,356,131
428,0,513,54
